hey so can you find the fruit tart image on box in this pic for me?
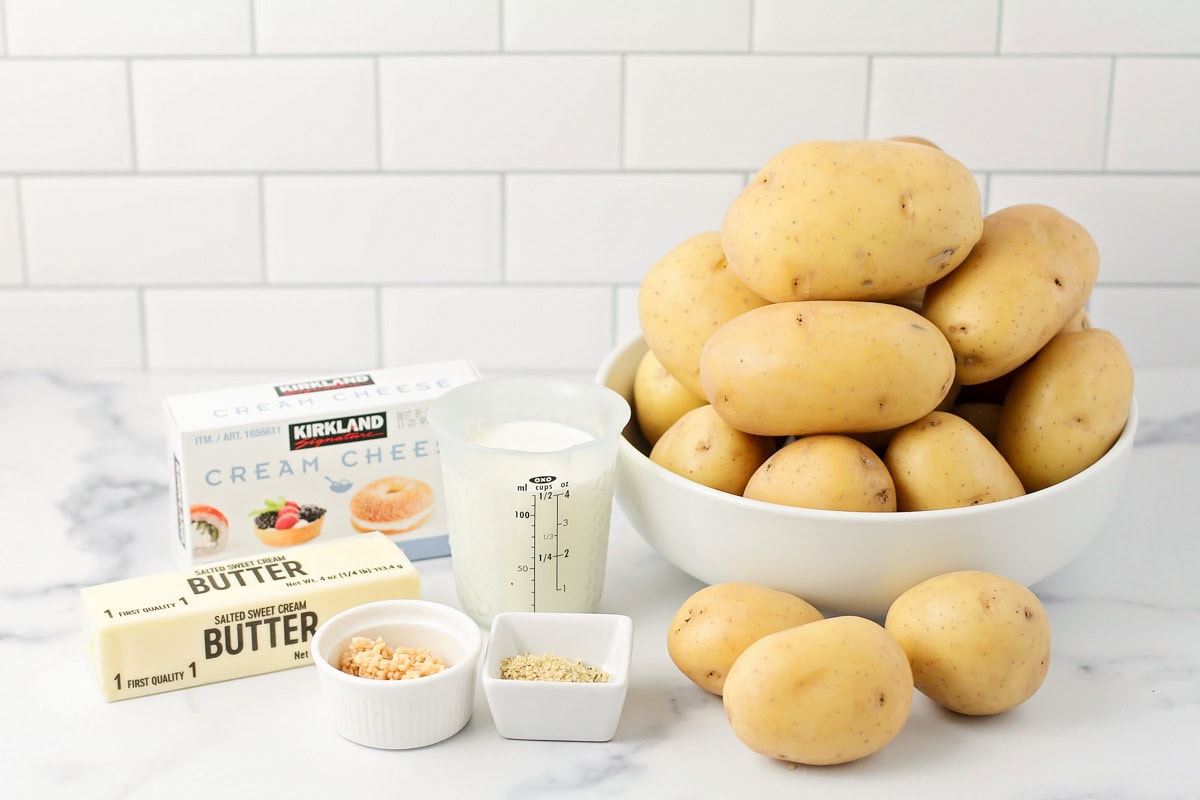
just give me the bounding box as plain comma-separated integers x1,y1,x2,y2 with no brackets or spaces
250,497,327,547
349,476,433,535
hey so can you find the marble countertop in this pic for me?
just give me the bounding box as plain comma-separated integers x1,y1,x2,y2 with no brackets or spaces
3,367,1197,799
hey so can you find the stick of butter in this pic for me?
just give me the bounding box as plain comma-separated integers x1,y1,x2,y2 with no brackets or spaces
81,532,420,702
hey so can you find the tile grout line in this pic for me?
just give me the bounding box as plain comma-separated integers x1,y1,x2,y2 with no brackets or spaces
995,0,1005,53
12,177,30,285
373,56,384,169
138,286,150,371
617,54,626,169
1102,55,1118,170
257,174,268,282
747,0,755,52
0,0,8,53
862,55,873,137
497,0,505,51
125,59,140,170
375,286,384,368
498,173,508,282
248,0,258,54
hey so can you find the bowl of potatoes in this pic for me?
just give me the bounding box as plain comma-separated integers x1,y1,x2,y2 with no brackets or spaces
598,137,1137,619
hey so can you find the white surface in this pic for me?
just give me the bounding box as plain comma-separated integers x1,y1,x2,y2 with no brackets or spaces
0,178,20,284
502,0,750,52
263,175,502,284
0,60,131,171
311,599,482,750
131,59,378,171
378,56,621,170
1109,59,1200,171
1001,0,1200,53
0,366,1198,796
483,612,633,742
4,0,250,55
22,177,261,285
868,57,1111,171
752,0,997,53
379,286,614,371
623,55,867,169
0,290,142,369
504,173,743,284
254,0,499,54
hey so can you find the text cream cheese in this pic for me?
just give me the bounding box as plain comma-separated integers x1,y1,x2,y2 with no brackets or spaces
80,533,420,701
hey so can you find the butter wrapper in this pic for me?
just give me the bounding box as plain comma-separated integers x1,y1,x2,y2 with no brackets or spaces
81,533,420,702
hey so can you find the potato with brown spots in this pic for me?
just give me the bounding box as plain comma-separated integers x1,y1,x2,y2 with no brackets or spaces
721,139,982,302
885,571,1051,716
723,616,914,765
699,301,956,436
638,231,769,398
649,405,775,495
667,582,822,696
885,411,1025,511
997,328,1134,491
922,204,1099,385
744,435,897,512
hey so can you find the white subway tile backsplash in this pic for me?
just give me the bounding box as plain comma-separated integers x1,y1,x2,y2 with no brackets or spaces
0,61,131,171
0,180,21,285
1109,59,1200,171
5,0,249,56
0,7,7,55
615,285,640,347
1088,287,1200,368
132,59,377,171
0,289,142,369
624,56,867,169
505,173,743,284
1002,1,1200,54
380,287,612,371
504,0,750,52
144,288,378,371
21,177,261,285
868,57,1110,171
379,56,620,170
255,0,498,54
264,175,501,284
754,0,997,53
988,174,1200,285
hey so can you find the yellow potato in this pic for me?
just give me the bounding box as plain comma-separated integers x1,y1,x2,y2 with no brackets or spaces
638,231,769,397
649,405,775,495
887,135,942,150
633,349,705,446
885,411,1025,511
997,328,1134,491
667,582,823,696
1059,306,1092,333
723,616,914,765
721,139,983,302
744,435,896,512
922,204,1100,385
885,571,1051,716
700,301,955,436
950,402,1003,445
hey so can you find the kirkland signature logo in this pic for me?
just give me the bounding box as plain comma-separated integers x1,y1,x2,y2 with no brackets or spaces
273,374,374,397
289,413,388,450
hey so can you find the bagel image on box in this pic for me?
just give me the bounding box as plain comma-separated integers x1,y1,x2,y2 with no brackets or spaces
165,361,480,566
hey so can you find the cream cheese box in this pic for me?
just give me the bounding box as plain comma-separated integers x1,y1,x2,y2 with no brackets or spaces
165,361,480,566
81,533,422,701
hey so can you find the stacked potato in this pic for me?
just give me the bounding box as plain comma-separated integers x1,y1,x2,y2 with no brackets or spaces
635,138,1134,510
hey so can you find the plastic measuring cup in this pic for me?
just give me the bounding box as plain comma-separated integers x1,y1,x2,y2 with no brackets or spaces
428,376,631,626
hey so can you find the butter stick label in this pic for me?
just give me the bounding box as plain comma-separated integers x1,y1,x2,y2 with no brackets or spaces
81,533,421,702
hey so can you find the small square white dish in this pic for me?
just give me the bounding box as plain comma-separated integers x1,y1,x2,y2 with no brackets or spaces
481,612,633,742
311,599,483,750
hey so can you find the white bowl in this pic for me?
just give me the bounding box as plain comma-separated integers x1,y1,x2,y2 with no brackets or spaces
481,612,633,742
311,599,483,750
597,335,1138,619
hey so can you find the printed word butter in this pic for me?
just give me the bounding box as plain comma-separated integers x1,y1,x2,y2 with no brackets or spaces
81,533,421,702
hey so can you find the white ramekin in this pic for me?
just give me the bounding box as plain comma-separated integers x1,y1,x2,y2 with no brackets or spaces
311,599,483,749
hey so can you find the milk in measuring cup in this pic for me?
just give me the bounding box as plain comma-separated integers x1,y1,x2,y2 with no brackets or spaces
442,419,616,625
